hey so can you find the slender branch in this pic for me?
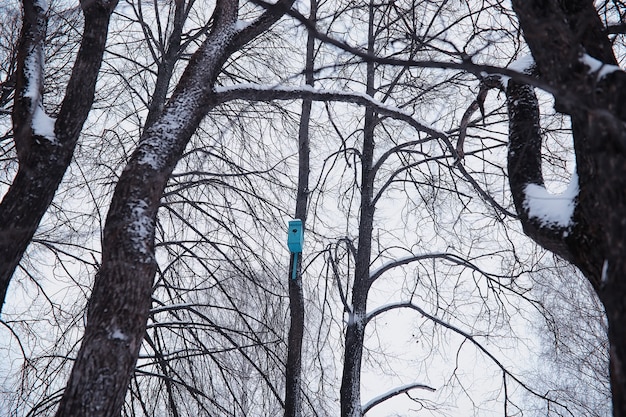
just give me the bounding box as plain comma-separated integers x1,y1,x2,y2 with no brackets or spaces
457,76,503,159
366,301,574,416
216,84,516,217
362,383,435,415
215,84,445,138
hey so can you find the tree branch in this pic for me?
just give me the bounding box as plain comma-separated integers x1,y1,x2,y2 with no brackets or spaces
366,301,574,416
362,383,435,415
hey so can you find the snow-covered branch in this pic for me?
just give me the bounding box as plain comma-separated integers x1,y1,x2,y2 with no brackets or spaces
215,83,517,217
215,83,445,139
13,0,55,158
369,252,491,283
523,172,578,230
505,77,582,264
362,383,435,415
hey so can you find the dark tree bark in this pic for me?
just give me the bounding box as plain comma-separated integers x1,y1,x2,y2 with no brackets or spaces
284,1,315,415
339,3,376,416
508,1,626,415
0,0,118,313
54,0,295,415
339,109,375,417
143,0,186,132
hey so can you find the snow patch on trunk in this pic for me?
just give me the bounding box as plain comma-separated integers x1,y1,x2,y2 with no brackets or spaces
127,199,155,261
137,102,191,169
23,50,43,101
346,310,365,327
109,329,129,341
32,104,56,142
22,20,56,143
523,172,578,229
602,260,609,284
234,19,251,31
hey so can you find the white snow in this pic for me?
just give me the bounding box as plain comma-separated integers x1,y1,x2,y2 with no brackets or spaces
580,53,621,80
602,260,609,284
137,93,196,170
137,117,180,169
109,329,129,341
508,54,535,73
362,383,435,412
368,253,450,280
23,47,44,101
499,54,535,87
234,20,251,31
345,311,365,327
150,303,195,314
215,82,275,93
21,26,56,143
369,254,426,279
32,104,56,142
127,198,155,260
523,172,578,229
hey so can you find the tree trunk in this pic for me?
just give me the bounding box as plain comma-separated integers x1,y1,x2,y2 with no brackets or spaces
283,1,315,411
0,0,118,312
508,1,626,415
55,0,296,414
143,0,186,132
340,3,376,414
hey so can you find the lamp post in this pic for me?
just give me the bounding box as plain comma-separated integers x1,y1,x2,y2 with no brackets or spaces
287,219,303,280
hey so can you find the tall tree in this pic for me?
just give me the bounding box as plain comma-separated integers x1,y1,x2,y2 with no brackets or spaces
53,0,296,415
0,0,118,312
284,0,315,415
506,1,626,415
2,1,615,416
338,0,376,415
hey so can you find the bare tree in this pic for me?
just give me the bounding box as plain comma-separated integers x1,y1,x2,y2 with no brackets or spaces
0,0,118,311
52,0,298,415
1,1,617,416
284,0,315,414
503,1,626,415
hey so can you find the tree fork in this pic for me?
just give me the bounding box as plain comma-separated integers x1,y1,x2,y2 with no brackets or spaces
55,0,297,414
0,0,119,313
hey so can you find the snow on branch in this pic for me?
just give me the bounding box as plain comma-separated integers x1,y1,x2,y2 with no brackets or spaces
369,252,487,283
214,83,445,138
32,103,56,141
215,83,517,217
362,383,435,415
497,54,535,88
580,53,622,80
523,171,578,230
369,253,447,282
16,0,58,146
149,303,196,315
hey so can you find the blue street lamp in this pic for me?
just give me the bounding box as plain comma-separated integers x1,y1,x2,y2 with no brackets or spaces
287,219,303,280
